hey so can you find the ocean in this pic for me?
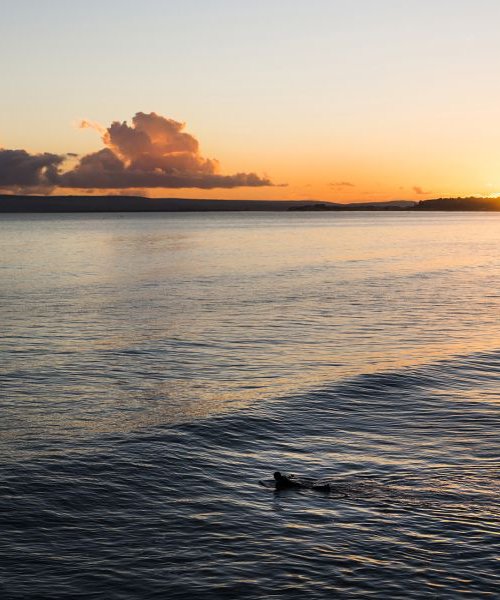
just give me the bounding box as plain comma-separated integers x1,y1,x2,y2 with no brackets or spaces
1,211,499,599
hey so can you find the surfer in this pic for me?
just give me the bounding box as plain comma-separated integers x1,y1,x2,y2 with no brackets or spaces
273,471,331,492
273,471,301,490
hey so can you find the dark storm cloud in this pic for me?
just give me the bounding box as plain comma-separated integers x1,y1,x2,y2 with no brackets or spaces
0,148,63,187
0,112,274,192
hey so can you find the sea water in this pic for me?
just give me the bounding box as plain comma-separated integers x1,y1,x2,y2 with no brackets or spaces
0,212,499,598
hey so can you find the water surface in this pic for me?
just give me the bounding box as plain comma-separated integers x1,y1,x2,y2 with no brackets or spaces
1,212,499,598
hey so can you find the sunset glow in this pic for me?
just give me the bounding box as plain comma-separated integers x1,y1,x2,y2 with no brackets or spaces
2,3,500,597
2,1,500,201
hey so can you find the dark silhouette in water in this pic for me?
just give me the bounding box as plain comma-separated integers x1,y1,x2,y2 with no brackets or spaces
272,471,331,492
273,471,301,490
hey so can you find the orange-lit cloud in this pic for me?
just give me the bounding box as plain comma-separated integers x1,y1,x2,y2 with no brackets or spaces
78,119,106,135
0,112,274,192
63,112,274,189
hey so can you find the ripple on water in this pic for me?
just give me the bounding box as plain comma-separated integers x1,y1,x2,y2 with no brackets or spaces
0,349,499,598
1,213,500,598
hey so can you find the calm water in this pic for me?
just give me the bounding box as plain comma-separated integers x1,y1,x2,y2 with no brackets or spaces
1,212,499,599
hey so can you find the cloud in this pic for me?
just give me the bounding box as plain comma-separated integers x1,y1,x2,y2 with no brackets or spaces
59,112,273,189
329,181,355,189
412,185,429,195
78,119,106,135
0,149,63,191
0,112,274,192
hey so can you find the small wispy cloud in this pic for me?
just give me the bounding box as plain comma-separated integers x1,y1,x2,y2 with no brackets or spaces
329,181,355,189
77,119,106,135
412,185,430,195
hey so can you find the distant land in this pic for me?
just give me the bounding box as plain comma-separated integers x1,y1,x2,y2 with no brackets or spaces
1,195,500,213
290,200,415,211
0,195,414,213
291,197,500,211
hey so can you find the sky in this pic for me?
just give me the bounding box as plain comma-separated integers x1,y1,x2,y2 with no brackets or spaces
1,0,500,201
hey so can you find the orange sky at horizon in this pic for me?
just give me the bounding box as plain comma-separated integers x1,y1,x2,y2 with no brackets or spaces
2,1,500,202
17,108,500,203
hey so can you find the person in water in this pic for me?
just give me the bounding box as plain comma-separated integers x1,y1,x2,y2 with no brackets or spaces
273,471,301,490
273,471,331,492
